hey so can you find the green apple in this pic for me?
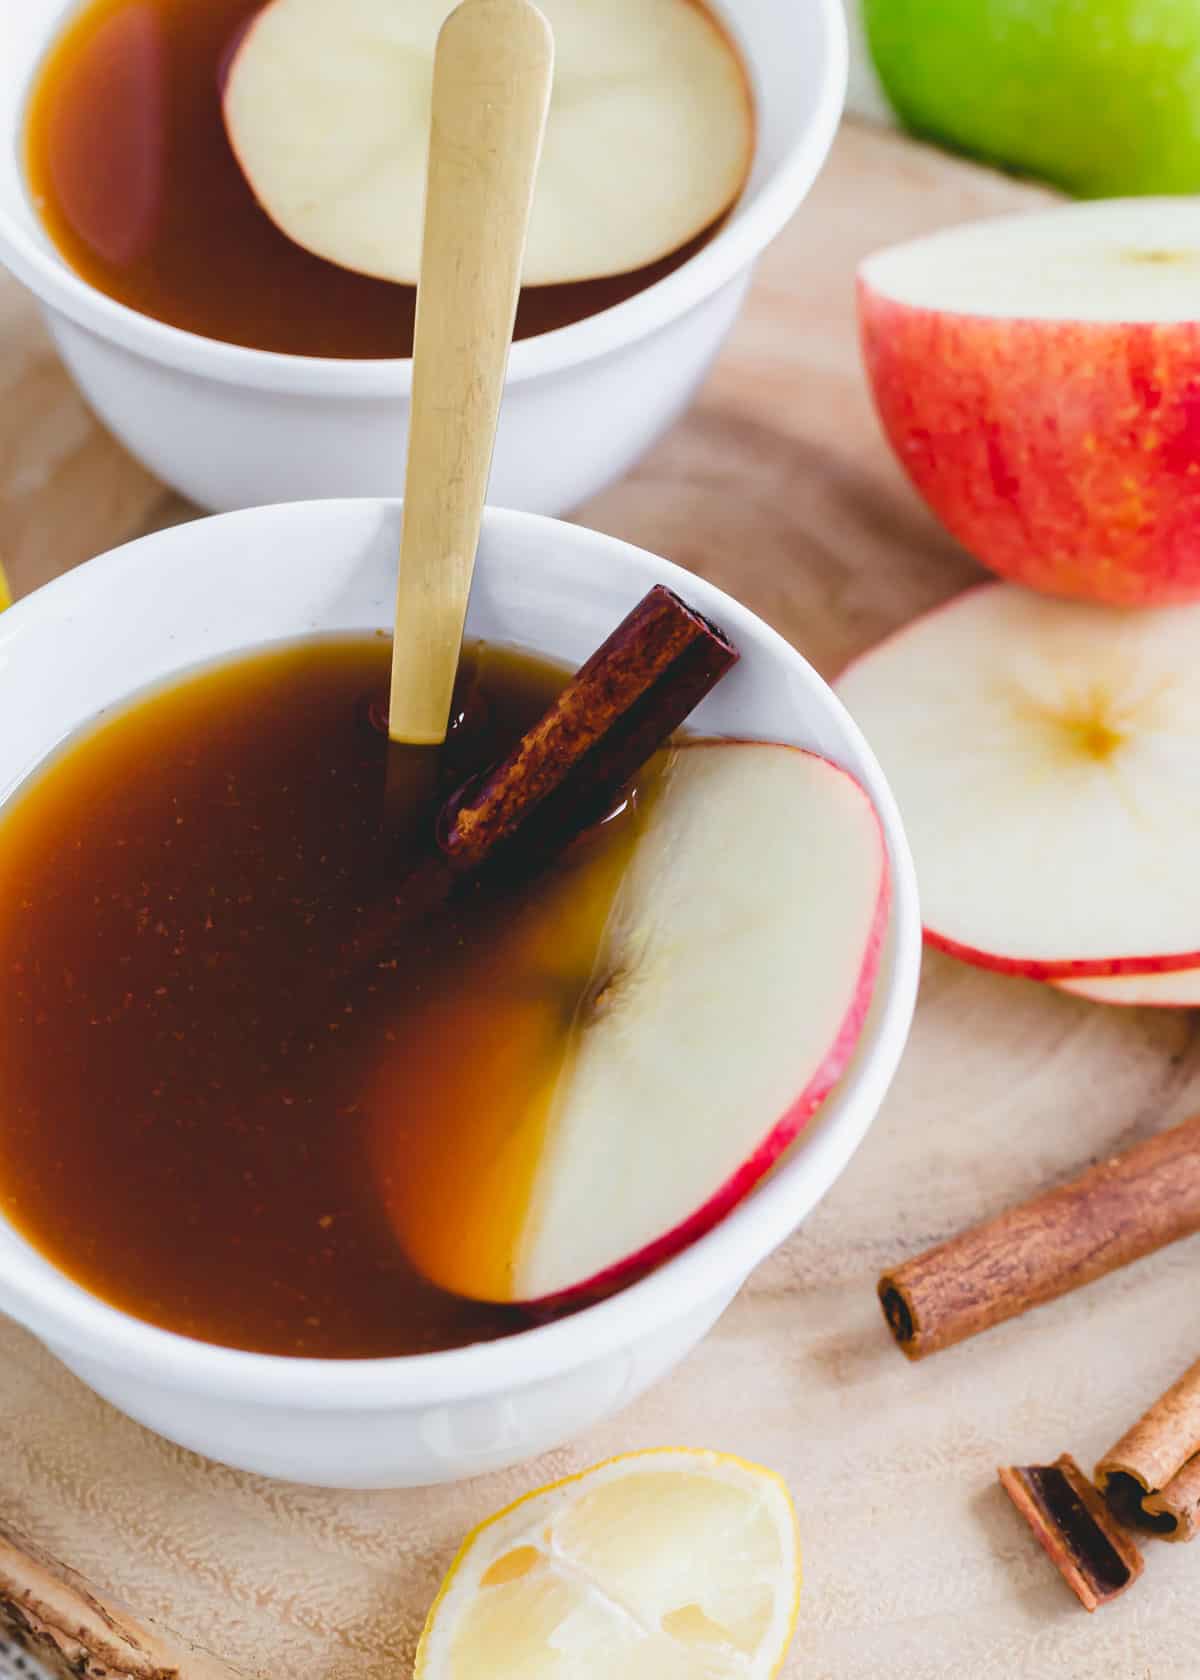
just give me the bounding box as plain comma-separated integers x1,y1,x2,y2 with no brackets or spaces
864,0,1200,196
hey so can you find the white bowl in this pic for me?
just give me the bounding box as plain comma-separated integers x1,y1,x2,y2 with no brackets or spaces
0,500,919,1487
0,0,846,515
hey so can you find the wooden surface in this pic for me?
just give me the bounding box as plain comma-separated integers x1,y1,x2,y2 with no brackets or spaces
3,121,1200,1679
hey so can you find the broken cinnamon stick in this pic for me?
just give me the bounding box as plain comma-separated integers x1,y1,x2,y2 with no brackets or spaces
878,1113,1200,1360
1145,1452,1200,1543
0,1522,239,1680
438,584,737,873
998,1455,1143,1612
1096,1354,1200,1540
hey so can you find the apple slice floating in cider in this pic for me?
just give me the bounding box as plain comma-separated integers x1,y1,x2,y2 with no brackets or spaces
858,200,1200,607
836,583,1200,979
222,0,753,288
378,740,888,1306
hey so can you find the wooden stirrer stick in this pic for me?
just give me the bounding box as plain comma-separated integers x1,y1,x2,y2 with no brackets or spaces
387,0,553,747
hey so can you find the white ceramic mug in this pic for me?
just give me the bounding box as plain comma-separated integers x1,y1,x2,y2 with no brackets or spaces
0,500,920,1487
0,0,847,515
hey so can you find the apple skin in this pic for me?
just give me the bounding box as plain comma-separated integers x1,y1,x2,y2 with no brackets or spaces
924,926,1200,984
858,281,1200,607
525,836,892,1310
862,0,1200,199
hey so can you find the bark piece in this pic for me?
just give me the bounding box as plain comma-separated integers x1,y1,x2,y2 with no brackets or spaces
0,1523,240,1680
998,1454,1144,1612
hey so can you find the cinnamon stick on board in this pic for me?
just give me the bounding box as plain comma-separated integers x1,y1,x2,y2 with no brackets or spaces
1096,1354,1200,1540
0,1522,239,1680
878,1113,1200,1359
998,1455,1144,1613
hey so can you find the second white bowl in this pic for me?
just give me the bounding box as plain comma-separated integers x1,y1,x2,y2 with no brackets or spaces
0,0,846,513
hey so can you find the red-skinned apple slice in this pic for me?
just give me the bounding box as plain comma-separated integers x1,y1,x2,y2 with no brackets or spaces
377,740,888,1305
1058,969,1200,1008
835,583,1200,978
858,200,1200,607
223,0,753,288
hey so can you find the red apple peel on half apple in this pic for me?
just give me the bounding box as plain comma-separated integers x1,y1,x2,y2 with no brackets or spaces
836,582,1200,980
859,200,1200,608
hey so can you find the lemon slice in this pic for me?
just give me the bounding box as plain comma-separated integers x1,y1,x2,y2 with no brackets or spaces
0,563,10,611
415,1448,801,1679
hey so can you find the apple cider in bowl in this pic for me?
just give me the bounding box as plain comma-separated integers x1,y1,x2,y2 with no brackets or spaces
24,0,754,358
0,635,629,1356
0,602,887,1358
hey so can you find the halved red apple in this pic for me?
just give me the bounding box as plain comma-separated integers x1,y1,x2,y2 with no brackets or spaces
835,583,1200,978
222,0,753,288
378,740,888,1305
1058,969,1200,1008
859,200,1200,607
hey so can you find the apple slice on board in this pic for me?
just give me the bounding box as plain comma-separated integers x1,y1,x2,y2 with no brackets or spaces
376,740,889,1306
223,0,753,288
859,199,1200,607
835,583,1200,979
1058,969,1200,1008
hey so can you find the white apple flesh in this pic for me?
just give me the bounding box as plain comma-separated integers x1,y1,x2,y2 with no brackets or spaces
1058,969,1200,1008
385,740,889,1306
835,583,1200,978
222,0,753,288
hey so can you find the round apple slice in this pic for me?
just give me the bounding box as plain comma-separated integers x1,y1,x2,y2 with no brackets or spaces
222,0,753,288
381,740,889,1306
836,583,1200,979
1058,969,1200,1008
859,199,1200,607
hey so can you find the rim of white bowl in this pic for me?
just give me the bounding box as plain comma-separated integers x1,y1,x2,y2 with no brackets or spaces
0,499,919,1410
0,0,847,395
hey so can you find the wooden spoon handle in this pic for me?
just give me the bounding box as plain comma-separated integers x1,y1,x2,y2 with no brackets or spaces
388,0,554,746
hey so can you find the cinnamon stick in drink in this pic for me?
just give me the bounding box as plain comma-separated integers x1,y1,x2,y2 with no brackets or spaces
347,585,737,964
998,1455,1143,1612
878,1114,1200,1359
1096,1354,1200,1541
0,1522,239,1680
439,585,737,873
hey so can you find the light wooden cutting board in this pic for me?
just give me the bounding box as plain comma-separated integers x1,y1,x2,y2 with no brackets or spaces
2,122,1198,1680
